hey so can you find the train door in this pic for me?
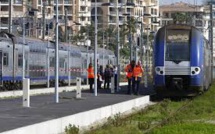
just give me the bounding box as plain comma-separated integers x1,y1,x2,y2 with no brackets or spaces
0,51,2,86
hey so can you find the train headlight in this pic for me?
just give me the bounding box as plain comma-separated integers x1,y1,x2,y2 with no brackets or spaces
155,66,165,75
191,67,201,75
192,71,195,74
160,71,163,75
156,67,160,72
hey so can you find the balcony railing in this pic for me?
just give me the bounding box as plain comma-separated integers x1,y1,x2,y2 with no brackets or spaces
64,1,73,4
14,0,22,4
0,0,9,4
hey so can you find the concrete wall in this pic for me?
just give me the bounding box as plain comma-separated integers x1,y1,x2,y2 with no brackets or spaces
2,96,150,134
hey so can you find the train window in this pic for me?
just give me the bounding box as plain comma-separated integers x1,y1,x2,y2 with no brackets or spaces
18,54,23,67
29,65,45,77
65,62,67,73
165,29,190,61
50,57,55,67
3,53,8,66
59,58,65,68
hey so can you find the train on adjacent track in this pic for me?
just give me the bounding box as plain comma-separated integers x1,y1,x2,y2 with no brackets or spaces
0,32,116,90
153,24,212,96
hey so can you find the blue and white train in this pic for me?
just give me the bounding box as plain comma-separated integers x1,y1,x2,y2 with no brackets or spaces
0,32,116,90
153,24,212,96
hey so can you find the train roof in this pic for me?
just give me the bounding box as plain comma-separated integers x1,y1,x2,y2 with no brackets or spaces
159,24,199,31
15,37,82,56
156,24,208,42
78,45,115,55
0,34,115,56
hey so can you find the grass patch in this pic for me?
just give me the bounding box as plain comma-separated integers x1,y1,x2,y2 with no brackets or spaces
151,122,215,134
86,124,142,134
67,83,215,134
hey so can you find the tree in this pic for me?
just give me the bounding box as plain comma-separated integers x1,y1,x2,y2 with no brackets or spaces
71,24,94,45
120,17,138,58
172,12,189,24
73,23,117,51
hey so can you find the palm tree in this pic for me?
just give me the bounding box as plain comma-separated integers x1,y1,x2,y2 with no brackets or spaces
73,24,117,51
121,17,137,36
72,24,95,45
120,17,138,58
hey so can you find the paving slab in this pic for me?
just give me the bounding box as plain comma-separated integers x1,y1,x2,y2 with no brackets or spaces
0,84,155,134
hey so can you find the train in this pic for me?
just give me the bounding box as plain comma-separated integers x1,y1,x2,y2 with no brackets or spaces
153,24,212,96
0,32,116,90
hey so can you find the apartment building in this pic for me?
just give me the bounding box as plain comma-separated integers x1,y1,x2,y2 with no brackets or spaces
159,2,206,33
91,0,159,32
0,0,159,40
0,0,90,39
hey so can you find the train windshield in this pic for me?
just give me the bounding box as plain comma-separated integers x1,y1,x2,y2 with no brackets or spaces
165,29,190,62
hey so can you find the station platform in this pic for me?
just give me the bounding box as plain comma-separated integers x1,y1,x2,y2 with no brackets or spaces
0,83,154,134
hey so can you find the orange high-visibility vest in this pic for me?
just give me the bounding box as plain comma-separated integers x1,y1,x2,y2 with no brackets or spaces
133,65,143,78
87,67,94,78
125,64,133,78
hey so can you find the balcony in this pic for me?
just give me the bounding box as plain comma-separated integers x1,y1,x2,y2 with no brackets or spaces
80,1,87,6
64,0,73,4
0,11,8,16
0,0,9,4
0,24,8,30
14,0,22,4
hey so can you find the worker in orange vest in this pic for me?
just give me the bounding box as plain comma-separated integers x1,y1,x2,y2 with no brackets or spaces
125,60,135,94
87,63,94,93
132,60,144,95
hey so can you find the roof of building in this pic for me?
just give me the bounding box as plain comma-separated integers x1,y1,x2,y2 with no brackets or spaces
160,2,203,12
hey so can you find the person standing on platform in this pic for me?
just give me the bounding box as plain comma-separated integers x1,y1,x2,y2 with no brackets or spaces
97,65,103,89
132,61,144,95
104,64,112,90
87,63,94,93
125,60,135,94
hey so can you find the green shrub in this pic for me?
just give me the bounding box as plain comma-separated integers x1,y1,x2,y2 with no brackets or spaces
65,124,79,134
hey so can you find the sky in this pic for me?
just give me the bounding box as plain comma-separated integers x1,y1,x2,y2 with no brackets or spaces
160,0,203,5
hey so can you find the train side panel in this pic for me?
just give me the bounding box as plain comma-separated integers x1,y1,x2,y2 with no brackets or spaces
190,28,204,89
154,27,165,88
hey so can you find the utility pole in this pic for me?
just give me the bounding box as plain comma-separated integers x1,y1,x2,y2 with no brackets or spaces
129,33,133,61
55,0,59,103
102,31,105,69
8,0,12,33
116,0,120,92
140,22,143,66
22,16,26,82
65,9,68,42
145,27,150,88
0,2,1,32
210,1,214,80
129,19,132,62
42,1,46,40
94,0,98,96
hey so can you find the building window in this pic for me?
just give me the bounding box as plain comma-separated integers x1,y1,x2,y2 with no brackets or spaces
151,9,153,14
164,13,169,18
195,20,203,27
81,6,85,12
81,16,85,21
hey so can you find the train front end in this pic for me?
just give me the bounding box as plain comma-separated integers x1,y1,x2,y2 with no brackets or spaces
153,25,204,96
